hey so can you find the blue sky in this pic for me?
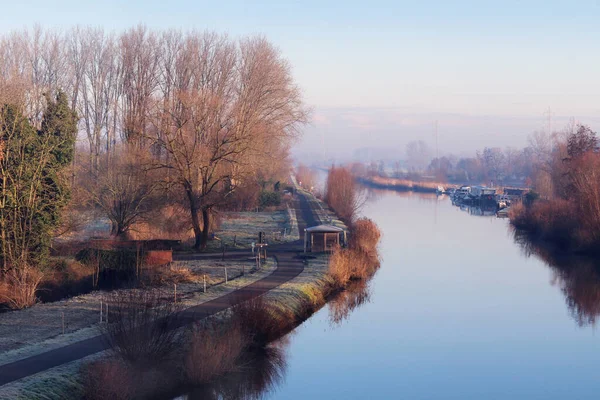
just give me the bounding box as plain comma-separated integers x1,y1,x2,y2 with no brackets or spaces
1,0,600,157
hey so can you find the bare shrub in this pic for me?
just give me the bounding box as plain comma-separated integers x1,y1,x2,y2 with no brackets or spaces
82,359,134,400
184,320,247,385
231,296,292,348
349,218,382,254
510,199,580,250
325,166,365,224
328,218,381,288
102,289,182,366
0,265,43,309
82,356,178,400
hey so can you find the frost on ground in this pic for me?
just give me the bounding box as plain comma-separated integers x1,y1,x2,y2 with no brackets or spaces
298,188,347,231
265,254,332,317
207,208,300,251
0,351,106,400
0,258,276,367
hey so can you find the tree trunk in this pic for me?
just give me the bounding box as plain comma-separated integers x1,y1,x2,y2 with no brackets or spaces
185,188,203,250
200,208,211,250
190,206,202,250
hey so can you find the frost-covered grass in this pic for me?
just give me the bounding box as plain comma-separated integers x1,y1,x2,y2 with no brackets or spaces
0,259,278,400
265,254,332,318
0,258,276,366
206,208,299,251
0,352,106,400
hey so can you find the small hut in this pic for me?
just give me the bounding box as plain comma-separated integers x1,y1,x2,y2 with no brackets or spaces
304,225,346,253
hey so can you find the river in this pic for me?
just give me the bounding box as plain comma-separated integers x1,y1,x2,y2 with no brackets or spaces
264,189,600,400
181,189,600,399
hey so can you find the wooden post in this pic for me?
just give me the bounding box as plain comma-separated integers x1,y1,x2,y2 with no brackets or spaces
100,300,103,323
62,312,65,334
225,267,228,283
174,284,177,303
324,233,327,252
106,303,109,323
203,275,206,293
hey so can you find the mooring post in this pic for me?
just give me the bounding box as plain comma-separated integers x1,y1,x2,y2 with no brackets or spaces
225,267,228,283
203,275,206,293
61,312,65,334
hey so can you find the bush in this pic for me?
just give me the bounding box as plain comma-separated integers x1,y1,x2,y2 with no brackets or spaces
0,265,44,309
231,296,292,347
509,199,582,250
524,190,540,207
184,320,247,384
102,289,182,366
328,218,381,288
349,218,382,254
259,191,281,208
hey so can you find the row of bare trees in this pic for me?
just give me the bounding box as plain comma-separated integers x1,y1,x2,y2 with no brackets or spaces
0,26,307,253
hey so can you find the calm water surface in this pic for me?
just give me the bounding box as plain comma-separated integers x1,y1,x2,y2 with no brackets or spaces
263,190,600,400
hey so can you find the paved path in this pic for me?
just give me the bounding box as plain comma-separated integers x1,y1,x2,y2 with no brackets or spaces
0,191,319,386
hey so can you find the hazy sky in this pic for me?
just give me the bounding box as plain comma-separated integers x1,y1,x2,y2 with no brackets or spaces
2,0,600,158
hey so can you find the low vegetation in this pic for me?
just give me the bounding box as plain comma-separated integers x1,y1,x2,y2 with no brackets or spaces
82,292,298,399
510,124,600,253
328,218,382,288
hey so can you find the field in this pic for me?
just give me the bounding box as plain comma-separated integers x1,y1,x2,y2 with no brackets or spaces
206,206,299,251
0,258,275,366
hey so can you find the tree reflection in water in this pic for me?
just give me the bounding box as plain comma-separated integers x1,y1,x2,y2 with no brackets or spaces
328,279,372,326
514,230,600,327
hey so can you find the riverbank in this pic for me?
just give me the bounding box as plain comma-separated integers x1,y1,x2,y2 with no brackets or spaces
0,187,383,399
509,200,600,255
0,259,277,399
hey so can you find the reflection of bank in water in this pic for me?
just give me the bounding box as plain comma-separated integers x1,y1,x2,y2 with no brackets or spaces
328,278,373,326
514,230,600,327
173,262,378,400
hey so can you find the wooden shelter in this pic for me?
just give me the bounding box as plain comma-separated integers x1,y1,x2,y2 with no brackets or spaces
304,225,346,253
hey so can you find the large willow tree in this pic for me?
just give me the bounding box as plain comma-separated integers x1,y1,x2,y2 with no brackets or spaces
150,34,307,250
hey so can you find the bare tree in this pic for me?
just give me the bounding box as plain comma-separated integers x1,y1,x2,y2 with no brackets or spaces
84,146,159,239
150,33,307,249
77,28,120,171
119,26,159,145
